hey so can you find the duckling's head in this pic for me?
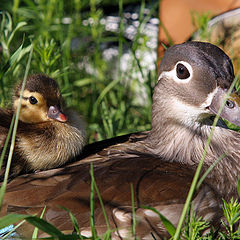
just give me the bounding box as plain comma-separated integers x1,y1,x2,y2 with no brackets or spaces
13,74,67,124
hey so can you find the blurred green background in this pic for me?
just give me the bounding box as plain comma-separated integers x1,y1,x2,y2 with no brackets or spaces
0,0,159,143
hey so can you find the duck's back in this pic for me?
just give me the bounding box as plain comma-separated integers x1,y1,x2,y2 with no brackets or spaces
0,132,222,239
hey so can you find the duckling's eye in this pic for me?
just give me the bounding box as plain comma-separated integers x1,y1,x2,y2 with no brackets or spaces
176,63,190,79
29,96,38,105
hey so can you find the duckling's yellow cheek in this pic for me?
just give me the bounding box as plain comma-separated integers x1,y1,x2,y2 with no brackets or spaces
19,105,49,123
14,91,49,123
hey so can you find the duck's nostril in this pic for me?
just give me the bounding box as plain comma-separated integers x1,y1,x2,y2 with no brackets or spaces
48,106,67,122
49,106,58,114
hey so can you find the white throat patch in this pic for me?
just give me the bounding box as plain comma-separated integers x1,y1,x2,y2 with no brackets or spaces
170,88,218,126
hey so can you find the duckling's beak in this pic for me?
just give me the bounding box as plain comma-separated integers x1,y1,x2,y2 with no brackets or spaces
209,88,240,127
47,106,67,122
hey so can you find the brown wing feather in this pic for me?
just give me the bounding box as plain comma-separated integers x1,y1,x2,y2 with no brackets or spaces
1,133,221,239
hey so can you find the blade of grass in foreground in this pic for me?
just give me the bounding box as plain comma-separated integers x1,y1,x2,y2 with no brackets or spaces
90,162,114,239
0,116,14,173
90,163,98,239
0,44,33,208
59,206,84,240
93,175,111,232
237,178,240,198
131,183,137,239
1,219,25,240
32,206,46,239
173,71,240,239
26,216,65,238
196,153,226,190
0,214,28,229
0,213,83,240
141,205,176,237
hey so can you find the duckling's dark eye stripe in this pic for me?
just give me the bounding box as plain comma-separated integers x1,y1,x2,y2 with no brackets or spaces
16,94,29,101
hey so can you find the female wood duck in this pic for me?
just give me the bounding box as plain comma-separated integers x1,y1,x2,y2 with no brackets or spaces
0,74,86,177
2,42,240,239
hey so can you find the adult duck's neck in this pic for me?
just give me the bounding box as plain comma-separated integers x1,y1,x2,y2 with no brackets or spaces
146,120,240,201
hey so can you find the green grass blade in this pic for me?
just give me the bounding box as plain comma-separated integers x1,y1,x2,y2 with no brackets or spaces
1,219,25,240
0,44,33,208
90,163,97,239
141,205,176,237
0,116,15,172
9,43,32,67
0,214,28,229
93,78,120,110
93,178,111,232
130,184,137,239
59,206,83,240
7,22,27,47
73,78,93,88
230,211,240,225
237,178,240,198
103,231,111,240
196,153,226,190
26,216,64,238
12,0,20,21
32,206,46,239
161,42,168,50
118,0,123,80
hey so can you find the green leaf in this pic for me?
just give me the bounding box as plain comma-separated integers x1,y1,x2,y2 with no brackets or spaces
231,211,240,225
90,163,98,239
7,22,27,47
26,216,64,237
0,44,33,208
0,214,28,229
237,178,240,198
32,206,46,239
0,12,12,34
59,206,83,239
141,206,176,237
130,184,136,238
73,78,93,87
9,43,32,67
161,42,168,50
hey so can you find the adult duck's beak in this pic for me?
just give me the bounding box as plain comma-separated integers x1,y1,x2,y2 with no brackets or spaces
47,106,67,122
209,88,240,127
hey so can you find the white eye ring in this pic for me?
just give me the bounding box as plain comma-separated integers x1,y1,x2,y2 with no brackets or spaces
158,61,193,84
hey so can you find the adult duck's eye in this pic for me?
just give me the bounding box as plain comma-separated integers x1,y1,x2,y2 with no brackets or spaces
29,96,38,105
176,63,190,79
226,100,235,109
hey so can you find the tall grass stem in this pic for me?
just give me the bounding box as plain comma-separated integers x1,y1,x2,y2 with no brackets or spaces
0,44,33,208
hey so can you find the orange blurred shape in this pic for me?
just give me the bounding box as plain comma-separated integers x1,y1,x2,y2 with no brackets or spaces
158,0,240,65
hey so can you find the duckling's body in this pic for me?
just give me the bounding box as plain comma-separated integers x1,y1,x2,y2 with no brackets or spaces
0,74,85,177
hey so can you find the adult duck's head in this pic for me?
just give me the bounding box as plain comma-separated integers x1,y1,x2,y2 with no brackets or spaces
152,41,240,131
13,74,67,124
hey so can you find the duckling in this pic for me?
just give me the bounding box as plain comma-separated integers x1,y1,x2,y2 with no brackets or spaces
0,74,85,177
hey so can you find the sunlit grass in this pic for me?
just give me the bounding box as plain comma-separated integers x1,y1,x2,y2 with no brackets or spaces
1,0,156,143
0,1,240,239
